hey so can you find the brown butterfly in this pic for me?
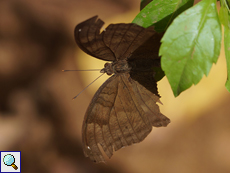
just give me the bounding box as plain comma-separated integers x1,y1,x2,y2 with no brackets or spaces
74,16,170,163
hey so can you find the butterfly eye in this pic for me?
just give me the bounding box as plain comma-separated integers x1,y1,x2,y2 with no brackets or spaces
104,62,110,68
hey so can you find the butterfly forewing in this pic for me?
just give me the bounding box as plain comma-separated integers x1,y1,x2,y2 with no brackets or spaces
103,23,155,60
74,16,116,61
129,32,164,61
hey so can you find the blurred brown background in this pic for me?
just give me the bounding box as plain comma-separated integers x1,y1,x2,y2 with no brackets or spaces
0,0,230,173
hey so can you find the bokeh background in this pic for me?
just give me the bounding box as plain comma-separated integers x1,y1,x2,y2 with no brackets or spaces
1,0,230,172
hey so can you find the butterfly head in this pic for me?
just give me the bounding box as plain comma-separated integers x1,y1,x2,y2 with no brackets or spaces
100,60,131,76
100,62,113,75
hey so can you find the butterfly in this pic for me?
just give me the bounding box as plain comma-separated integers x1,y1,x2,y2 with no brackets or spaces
74,16,170,163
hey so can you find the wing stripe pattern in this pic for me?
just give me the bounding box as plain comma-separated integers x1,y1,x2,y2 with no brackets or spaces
117,94,140,143
135,83,164,122
120,75,151,128
109,107,125,150
131,79,170,127
119,76,151,140
115,91,136,145
110,24,132,57
120,74,153,140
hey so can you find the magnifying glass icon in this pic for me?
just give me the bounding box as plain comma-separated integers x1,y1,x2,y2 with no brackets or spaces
3,154,18,170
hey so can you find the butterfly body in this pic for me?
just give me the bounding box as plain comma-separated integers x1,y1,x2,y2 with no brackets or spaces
74,16,170,163
101,60,131,75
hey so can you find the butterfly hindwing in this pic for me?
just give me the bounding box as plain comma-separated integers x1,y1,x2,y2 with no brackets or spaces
83,73,163,162
129,72,170,127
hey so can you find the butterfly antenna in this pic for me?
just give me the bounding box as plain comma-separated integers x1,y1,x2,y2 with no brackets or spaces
62,69,101,72
72,73,105,100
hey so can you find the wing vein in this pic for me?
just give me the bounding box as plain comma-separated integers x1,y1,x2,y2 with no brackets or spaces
120,27,145,59
114,99,128,145
135,82,164,121
86,23,93,53
120,75,149,127
101,124,112,156
108,25,117,48
113,24,132,56
118,93,140,142
107,107,117,149
93,122,100,161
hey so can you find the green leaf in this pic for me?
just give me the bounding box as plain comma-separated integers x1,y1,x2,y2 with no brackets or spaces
226,0,230,9
220,0,230,92
133,0,194,32
224,26,230,91
219,0,230,27
159,0,222,97
140,0,153,10
219,5,229,27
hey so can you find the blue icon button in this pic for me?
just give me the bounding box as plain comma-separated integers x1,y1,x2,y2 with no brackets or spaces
3,154,18,170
